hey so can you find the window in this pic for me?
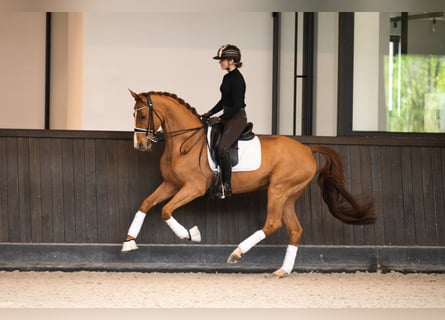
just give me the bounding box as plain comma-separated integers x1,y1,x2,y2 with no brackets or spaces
340,12,445,135
386,13,445,132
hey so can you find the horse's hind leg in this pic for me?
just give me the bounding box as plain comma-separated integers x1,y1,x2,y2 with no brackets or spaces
272,194,303,278
227,188,286,264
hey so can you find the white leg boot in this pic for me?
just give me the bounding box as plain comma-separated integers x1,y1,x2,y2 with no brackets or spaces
121,211,146,252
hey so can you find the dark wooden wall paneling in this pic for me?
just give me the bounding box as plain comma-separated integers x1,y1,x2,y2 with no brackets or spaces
0,130,444,246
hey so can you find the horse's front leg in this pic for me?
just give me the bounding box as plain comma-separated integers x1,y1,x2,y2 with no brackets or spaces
121,181,177,252
161,183,206,242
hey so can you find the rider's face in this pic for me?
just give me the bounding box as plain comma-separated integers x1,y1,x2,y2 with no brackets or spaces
219,59,235,71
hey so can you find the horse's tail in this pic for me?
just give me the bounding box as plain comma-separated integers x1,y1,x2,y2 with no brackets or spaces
310,145,376,225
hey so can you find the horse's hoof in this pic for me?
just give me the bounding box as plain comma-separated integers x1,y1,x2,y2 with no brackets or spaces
227,247,243,264
121,239,138,252
189,226,201,242
272,268,288,279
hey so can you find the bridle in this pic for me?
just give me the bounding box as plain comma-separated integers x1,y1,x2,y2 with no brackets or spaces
133,93,163,143
134,93,206,154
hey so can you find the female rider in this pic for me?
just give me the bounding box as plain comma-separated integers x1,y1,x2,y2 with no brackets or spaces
202,44,248,199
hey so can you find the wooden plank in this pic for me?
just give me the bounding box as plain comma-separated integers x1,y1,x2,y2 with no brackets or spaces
204,189,218,244
389,146,406,245
72,139,87,242
389,147,405,244
116,140,132,244
103,140,119,242
230,195,243,244
379,146,396,245
438,148,445,245
359,145,376,245
410,146,428,244
369,146,385,245
0,138,8,242
400,147,416,244
213,196,226,244
430,147,443,245
6,138,20,242
50,139,65,242
39,139,54,242
95,139,109,243
17,137,31,242
29,138,42,242
214,195,235,244
61,139,76,242
420,147,436,246
84,139,98,242
379,146,404,245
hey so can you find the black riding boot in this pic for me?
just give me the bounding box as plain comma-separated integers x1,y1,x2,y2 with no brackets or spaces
217,151,232,199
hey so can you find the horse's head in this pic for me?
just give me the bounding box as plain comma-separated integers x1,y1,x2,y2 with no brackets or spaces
129,89,162,151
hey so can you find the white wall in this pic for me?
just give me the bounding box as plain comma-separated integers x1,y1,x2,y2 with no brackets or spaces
50,13,83,130
353,12,380,131
277,12,339,137
2,11,442,135
81,12,273,133
277,13,296,135
314,12,338,136
277,12,304,136
353,12,389,131
0,12,46,129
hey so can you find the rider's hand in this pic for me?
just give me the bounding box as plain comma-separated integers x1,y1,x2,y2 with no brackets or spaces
208,117,220,126
200,112,211,120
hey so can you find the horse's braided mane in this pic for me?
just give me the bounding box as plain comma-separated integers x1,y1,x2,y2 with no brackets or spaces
148,91,200,119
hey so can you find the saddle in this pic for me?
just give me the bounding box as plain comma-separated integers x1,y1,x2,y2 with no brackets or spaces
209,122,255,167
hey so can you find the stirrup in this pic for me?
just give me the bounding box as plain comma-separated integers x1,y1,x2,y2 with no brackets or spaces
216,183,232,199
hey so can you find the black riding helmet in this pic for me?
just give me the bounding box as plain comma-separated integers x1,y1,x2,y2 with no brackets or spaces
213,44,242,64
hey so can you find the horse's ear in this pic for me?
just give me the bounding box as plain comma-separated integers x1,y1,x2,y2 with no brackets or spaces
128,88,140,101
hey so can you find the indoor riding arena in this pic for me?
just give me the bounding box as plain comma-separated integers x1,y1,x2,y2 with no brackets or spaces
0,0,444,313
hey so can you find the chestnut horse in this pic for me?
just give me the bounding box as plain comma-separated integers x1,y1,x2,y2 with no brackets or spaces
122,90,375,278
